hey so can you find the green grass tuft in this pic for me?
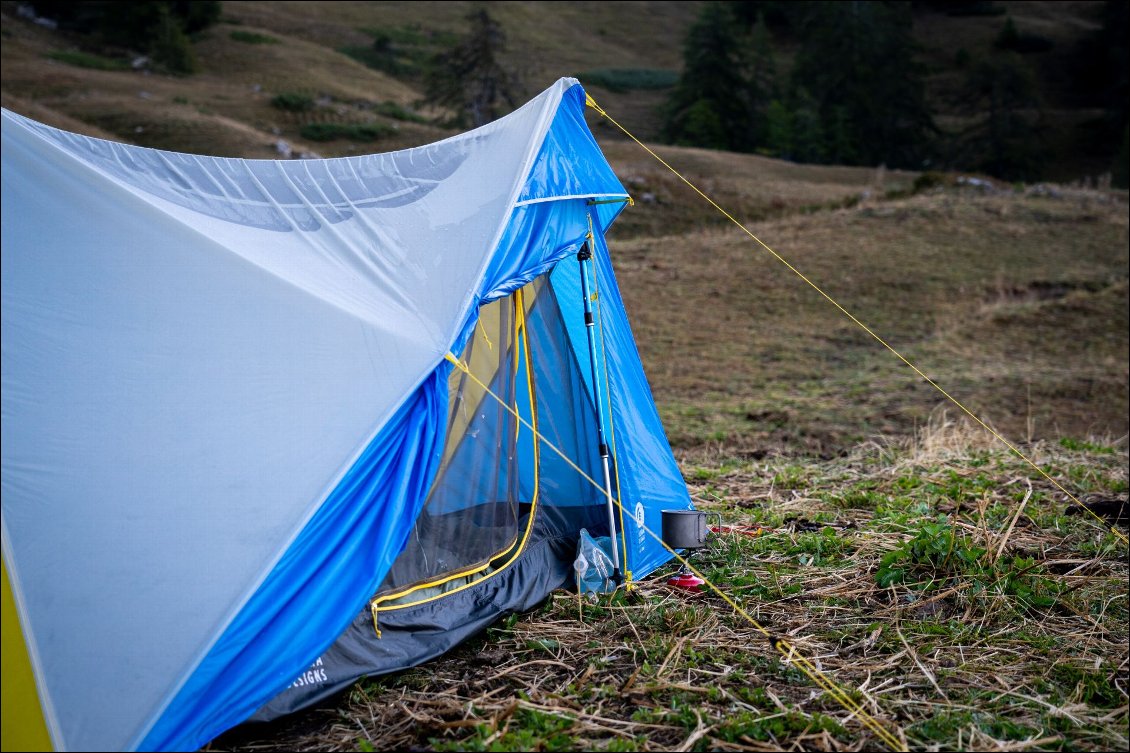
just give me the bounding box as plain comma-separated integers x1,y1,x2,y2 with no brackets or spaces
46,50,129,71
299,122,395,142
373,100,427,123
576,68,678,93
270,92,314,112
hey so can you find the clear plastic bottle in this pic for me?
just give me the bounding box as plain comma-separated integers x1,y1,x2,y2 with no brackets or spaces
574,528,615,598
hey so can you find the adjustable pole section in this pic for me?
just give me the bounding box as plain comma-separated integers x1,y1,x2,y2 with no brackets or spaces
576,240,623,585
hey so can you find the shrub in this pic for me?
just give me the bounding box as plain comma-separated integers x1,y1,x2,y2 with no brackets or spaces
151,17,197,74
373,101,427,123
912,171,947,192
46,50,129,71
945,1,1006,17
299,122,395,142
271,93,314,112
340,25,456,79
339,45,403,76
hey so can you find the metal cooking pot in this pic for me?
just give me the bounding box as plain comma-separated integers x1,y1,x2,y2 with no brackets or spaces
661,509,708,550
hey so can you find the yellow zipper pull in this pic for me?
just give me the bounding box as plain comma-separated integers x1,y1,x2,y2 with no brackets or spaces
370,602,382,639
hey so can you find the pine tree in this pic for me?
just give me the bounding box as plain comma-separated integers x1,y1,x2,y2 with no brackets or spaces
664,3,755,152
1072,1,1128,183
764,99,793,157
29,1,219,74
422,9,521,129
790,88,825,163
956,52,1044,180
789,1,934,167
746,15,779,147
1113,124,1129,189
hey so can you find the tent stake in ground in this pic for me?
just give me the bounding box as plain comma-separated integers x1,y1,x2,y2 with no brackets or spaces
576,238,622,585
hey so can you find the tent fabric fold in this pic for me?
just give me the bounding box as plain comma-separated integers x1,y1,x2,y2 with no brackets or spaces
1,77,690,753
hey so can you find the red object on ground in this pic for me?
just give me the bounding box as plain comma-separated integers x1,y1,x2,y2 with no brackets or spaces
710,525,771,537
667,570,706,592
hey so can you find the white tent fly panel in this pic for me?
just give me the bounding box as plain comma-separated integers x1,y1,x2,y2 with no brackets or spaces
1,78,692,752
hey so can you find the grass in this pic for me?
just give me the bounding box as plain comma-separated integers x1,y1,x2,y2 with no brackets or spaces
299,121,395,142
270,92,314,112
230,30,279,45
210,429,1127,752
373,100,427,123
611,183,1128,457
576,68,679,93
46,49,129,71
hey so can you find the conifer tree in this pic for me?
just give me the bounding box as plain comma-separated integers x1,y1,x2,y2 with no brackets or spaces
746,15,779,147
29,1,219,74
790,88,825,163
664,3,755,152
422,9,521,128
789,1,934,167
764,99,793,157
956,52,1044,180
1072,0,1128,185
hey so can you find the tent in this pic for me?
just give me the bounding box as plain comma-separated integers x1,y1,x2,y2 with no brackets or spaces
0,77,692,752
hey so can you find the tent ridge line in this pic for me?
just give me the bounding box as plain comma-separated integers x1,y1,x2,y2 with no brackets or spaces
442,80,571,373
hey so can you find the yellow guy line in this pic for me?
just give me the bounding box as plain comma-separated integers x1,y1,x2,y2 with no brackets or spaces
444,352,908,752
584,93,1127,546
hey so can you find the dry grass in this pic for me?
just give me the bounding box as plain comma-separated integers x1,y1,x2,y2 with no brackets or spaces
595,138,917,238
609,184,1128,457
211,432,1127,752
0,0,700,155
226,1,697,87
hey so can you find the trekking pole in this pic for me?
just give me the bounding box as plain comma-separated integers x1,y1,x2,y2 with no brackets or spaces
576,239,622,585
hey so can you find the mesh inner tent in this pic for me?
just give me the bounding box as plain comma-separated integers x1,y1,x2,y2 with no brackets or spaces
374,274,610,608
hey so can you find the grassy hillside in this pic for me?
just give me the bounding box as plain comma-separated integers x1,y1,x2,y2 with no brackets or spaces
612,180,1129,457
3,0,1124,469
0,0,700,154
3,1,1118,177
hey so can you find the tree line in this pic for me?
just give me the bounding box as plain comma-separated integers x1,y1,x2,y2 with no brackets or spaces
662,1,1128,185
417,2,1126,185
30,1,221,74
23,2,1127,186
